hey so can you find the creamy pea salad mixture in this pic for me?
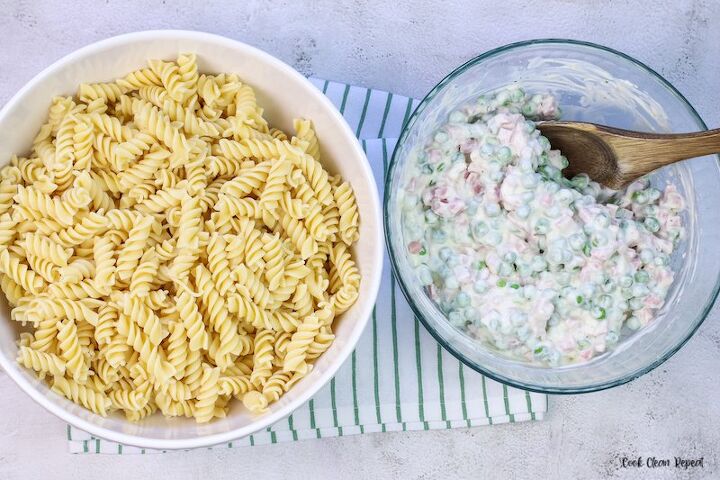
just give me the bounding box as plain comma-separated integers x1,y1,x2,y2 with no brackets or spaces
400,87,685,366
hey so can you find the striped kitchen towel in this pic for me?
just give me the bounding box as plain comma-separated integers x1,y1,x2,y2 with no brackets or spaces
67,79,547,454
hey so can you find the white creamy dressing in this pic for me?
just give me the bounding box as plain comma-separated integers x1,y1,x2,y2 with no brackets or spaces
399,88,684,365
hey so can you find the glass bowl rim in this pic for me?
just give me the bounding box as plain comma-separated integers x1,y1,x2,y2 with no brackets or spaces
383,38,720,394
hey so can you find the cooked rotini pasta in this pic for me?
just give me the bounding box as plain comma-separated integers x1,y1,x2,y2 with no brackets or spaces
5,54,360,423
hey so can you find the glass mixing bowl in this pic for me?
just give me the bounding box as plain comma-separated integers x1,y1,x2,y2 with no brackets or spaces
384,39,720,393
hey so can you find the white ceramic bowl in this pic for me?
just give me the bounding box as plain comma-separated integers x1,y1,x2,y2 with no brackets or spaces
0,30,382,449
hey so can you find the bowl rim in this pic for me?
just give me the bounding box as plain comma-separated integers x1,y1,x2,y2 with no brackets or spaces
0,29,383,449
384,38,720,394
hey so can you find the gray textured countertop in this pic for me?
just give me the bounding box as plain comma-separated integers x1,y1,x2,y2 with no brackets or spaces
1,1,719,479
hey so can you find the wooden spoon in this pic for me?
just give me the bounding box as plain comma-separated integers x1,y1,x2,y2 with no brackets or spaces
536,121,720,189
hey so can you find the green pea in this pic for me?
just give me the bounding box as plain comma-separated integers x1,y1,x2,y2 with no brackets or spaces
538,136,551,151
496,279,507,288
471,221,488,240
455,292,470,307
448,110,465,123
534,218,550,235
540,165,560,180
644,217,660,233
496,146,512,163
626,316,641,330
571,175,589,189
632,190,648,204
634,270,650,283
598,295,613,308
431,228,447,243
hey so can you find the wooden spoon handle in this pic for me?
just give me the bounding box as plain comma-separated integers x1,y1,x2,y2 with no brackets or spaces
598,125,720,180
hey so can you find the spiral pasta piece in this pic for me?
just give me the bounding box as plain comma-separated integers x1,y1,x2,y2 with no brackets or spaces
330,243,361,290
149,59,191,104
219,161,271,198
73,170,115,212
215,194,262,220
293,118,320,160
333,181,360,245
108,384,150,412
277,212,318,260
306,327,335,360
72,120,94,171
116,312,175,384
260,233,285,291
259,158,292,217
23,232,72,267
250,329,274,387
87,112,130,143
184,159,207,196
115,215,153,281
283,314,321,374
56,318,89,383
0,214,16,248
118,147,170,193
166,320,189,380
118,293,165,346
269,127,288,142
60,258,95,284
14,185,91,226
116,67,163,91
303,202,329,242
26,296,100,326
219,374,253,398
330,284,359,315
94,305,117,346
262,370,302,403
52,376,112,416
1,273,25,306
213,138,301,164
234,264,272,309
226,292,270,330
104,333,131,369
171,194,202,282
278,190,308,220
241,390,268,414
176,289,208,352
132,99,188,161
223,218,258,266
193,364,220,423
0,250,44,294
129,248,159,296
79,83,126,104
17,346,66,377
47,278,106,300
206,233,234,297
195,264,241,366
